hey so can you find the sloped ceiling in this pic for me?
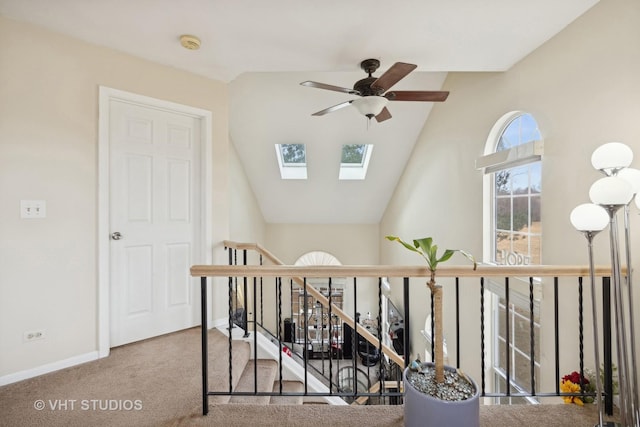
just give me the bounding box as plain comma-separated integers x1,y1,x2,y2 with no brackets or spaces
0,0,599,223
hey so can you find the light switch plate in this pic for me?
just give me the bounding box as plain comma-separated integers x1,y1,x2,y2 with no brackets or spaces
20,200,46,219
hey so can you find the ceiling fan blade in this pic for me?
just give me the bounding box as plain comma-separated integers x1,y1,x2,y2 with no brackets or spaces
311,100,353,116
370,62,417,92
300,81,359,95
375,107,392,122
385,91,449,102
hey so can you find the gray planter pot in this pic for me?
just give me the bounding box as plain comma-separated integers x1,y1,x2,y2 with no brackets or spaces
404,363,480,427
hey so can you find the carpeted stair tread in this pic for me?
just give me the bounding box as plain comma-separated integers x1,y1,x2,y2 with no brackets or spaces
229,359,278,404
269,380,304,405
207,337,251,404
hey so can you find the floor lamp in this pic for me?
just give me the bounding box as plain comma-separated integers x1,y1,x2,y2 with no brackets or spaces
590,142,637,427
618,167,640,426
570,203,611,427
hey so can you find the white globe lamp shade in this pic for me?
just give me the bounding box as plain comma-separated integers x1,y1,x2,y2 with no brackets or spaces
617,167,640,195
570,203,609,232
352,96,388,118
589,176,634,206
591,142,633,174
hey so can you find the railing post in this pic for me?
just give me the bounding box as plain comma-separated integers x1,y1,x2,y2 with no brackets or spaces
200,276,208,415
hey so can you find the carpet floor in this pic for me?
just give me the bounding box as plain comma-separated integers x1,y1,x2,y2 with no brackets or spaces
0,327,620,426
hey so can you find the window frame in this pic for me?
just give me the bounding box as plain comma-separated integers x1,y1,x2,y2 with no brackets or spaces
480,111,544,405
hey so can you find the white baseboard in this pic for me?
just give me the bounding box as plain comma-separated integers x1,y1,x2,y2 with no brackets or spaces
0,351,99,386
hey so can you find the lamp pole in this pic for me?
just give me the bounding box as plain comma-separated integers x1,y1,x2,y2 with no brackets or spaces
571,203,611,427
618,167,640,426
602,205,632,427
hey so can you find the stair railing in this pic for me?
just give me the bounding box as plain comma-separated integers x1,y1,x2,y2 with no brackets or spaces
192,241,617,416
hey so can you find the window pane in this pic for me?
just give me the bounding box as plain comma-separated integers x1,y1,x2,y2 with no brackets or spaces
496,198,511,230
496,170,511,195
529,234,541,264
510,165,530,194
341,144,366,164
498,338,506,368
498,304,506,337
280,144,306,164
512,197,529,232
514,351,533,389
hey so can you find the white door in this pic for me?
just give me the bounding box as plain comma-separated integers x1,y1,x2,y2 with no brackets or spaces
109,99,201,346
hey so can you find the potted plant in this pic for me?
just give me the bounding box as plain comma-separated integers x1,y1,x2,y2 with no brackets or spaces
386,235,480,427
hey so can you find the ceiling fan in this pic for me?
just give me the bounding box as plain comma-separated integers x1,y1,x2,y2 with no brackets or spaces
300,58,449,123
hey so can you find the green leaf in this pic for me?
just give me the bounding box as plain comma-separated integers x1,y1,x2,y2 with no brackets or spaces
386,235,476,271
386,235,422,255
438,249,455,263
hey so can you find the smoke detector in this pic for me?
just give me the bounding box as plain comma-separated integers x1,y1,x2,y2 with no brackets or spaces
180,35,201,50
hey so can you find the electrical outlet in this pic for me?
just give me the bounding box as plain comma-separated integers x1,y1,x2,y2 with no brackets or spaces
24,330,46,342
20,200,47,219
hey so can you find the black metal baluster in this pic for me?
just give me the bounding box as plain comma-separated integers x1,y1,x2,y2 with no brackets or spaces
505,277,511,398
529,277,536,396
353,277,358,399
378,277,384,401
328,277,333,394
228,271,234,394
578,276,585,401
430,291,435,363
554,277,560,395
456,277,460,368
278,277,283,394
252,274,257,394
243,249,249,338
403,278,410,369
303,277,309,395
603,276,613,415
480,277,486,397
260,254,264,327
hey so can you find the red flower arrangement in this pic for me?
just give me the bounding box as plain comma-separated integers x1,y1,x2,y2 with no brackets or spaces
560,370,595,406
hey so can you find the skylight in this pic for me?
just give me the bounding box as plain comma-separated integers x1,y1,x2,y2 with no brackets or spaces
339,144,373,180
275,144,307,179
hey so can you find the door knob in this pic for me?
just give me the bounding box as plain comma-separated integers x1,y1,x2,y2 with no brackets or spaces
111,232,123,240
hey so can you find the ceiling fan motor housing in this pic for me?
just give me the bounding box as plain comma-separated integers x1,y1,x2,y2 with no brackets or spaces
354,77,383,96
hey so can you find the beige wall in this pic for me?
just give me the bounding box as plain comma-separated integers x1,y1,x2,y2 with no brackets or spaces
265,223,380,322
229,142,267,267
381,0,640,388
0,16,233,378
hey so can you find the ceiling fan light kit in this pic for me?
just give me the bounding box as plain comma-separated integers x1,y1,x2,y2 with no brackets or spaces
301,58,449,123
352,96,389,118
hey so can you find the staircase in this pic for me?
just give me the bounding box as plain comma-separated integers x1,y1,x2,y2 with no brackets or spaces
208,326,344,406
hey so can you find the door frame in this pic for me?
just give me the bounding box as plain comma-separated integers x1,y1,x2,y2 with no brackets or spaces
97,86,213,358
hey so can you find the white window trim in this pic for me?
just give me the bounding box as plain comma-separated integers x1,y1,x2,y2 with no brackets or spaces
482,111,544,404
275,144,307,179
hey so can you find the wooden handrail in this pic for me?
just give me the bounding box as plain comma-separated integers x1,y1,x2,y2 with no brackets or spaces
203,240,620,371
192,263,618,278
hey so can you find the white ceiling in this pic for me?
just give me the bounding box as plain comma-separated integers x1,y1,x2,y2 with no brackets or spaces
0,0,599,224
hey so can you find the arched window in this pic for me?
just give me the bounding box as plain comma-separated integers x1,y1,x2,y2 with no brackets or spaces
493,114,542,265
478,111,543,404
